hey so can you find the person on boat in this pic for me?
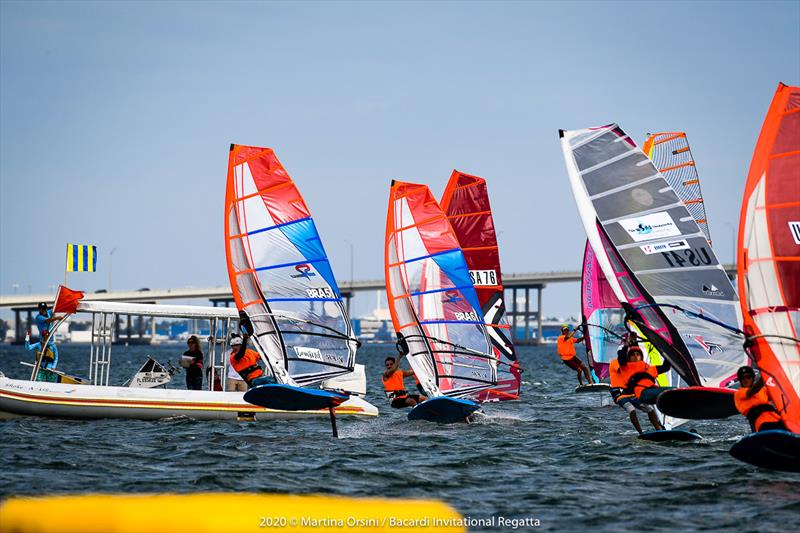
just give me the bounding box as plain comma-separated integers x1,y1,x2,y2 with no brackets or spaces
734,366,787,433
224,335,248,392
382,333,426,408
182,335,204,390
229,332,275,389
609,345,664,434
621,345,673,404
34,302,64,338
557,324,592,385
24,329,58,382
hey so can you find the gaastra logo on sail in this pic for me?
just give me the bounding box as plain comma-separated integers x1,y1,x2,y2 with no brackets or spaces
291,264,316,279
470,270,498,286
619,212,681,242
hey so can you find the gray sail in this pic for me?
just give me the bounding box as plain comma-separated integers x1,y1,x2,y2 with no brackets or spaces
561,124,746,387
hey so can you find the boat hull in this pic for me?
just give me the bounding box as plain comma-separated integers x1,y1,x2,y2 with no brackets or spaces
0,374,378,422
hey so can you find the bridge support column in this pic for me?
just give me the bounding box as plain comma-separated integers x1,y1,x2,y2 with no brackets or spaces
537,285,543,345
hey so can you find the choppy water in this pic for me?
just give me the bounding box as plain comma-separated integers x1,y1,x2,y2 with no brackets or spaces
1,343,798,531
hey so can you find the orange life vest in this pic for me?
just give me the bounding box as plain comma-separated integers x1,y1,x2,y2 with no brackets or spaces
734,386,782,432
382,369,407,399
621,360,659,398
229,348,264,384
557,335,577,360
609,359,635,402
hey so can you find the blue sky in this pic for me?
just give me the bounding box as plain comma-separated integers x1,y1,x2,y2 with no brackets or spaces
1,1,798,319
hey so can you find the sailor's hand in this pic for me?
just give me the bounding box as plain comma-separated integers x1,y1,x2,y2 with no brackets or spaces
25,333,30,343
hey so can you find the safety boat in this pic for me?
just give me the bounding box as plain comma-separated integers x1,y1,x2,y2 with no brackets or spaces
0,300,377,421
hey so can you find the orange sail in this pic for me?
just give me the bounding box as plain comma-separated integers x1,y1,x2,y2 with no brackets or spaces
643,132,712,244
738,83,800,433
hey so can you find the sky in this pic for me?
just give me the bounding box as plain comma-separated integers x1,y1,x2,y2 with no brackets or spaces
1,0,798,320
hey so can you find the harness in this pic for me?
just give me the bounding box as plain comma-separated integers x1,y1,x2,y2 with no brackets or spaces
624,371,655,395
745,403,779,432
239,364,262,384
385,389,409,401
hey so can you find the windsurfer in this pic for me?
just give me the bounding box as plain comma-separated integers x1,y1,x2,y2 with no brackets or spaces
557,325,592,385
382,334,426,408
621,345,673,404
734,366,787,433
610,347,664,433
230,332,275,389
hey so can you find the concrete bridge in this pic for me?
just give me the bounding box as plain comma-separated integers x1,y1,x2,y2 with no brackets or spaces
0,266,735,345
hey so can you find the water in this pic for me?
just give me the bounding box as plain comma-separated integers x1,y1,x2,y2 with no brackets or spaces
1,343,798,531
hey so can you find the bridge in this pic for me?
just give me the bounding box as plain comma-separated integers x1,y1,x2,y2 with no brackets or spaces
0,266,736,345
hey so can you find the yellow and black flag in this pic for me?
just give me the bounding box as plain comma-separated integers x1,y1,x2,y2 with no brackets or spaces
66,244,97,272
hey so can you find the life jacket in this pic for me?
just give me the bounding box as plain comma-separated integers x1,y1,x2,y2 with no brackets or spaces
39,346,55,363
229,348,264,385
622,361,659,398
557,335,577,360
382,369,407,400
734,386,783,432
608,359,634,403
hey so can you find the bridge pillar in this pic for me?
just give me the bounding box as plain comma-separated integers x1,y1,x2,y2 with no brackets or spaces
506,284,543,345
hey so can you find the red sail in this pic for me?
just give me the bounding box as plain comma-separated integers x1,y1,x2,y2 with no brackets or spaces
440,170,521,401
738,83,800,433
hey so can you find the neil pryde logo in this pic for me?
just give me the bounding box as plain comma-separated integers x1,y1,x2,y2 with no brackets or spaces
290,263,316,279
790,221,800,245
702,283,724,296
469,270,498,286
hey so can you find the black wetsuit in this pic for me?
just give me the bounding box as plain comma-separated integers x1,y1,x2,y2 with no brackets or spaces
184,349,204,390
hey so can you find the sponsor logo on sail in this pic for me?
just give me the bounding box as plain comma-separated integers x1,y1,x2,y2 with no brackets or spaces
291,263,316,279
469,270,498,286
640,239,690,255
692,335,722,356
306,287,335,299
443,291,463,304
619,212,681,242
790,221,800,245
292,346,338,363
702,284,724,296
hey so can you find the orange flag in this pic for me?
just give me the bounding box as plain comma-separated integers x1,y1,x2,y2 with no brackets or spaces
53,285,84,314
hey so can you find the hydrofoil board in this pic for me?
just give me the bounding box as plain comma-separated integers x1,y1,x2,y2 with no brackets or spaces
656,386,737,419
729,430,800,472
575,383,610,394
244,384,348,411
638,429,702,442
408,397,480,424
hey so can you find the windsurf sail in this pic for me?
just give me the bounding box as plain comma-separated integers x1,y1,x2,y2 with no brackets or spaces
561,125,746,388
738,83,800,433
385,180,497,397
581,240,625,380
224,144,357,387
643,132,712,244
440,170,521,401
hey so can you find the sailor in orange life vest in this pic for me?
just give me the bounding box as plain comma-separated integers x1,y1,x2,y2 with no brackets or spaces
382,333,427,408
557,324,592,385
619,343,673,404
230,312,276,389
609,344,665,433
734,366,787,433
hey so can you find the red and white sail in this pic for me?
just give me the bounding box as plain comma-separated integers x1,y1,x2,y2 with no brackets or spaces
440,171,521,401
738,83,800,433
